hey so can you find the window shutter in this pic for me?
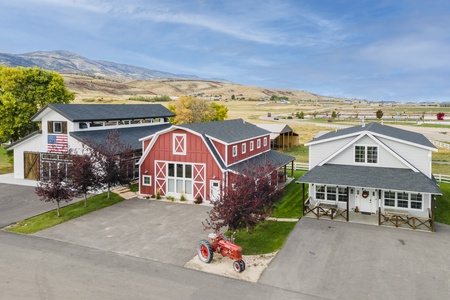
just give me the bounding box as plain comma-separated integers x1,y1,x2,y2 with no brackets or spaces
62,122,67,134
48,121,53,133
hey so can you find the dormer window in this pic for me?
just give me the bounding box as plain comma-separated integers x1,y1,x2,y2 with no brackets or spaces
263,137,268,147
250,141,254,151
232,145,237,157
242,143,246,154
257,139,261,149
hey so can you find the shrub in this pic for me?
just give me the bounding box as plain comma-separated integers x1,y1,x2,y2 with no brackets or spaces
194,196,203,204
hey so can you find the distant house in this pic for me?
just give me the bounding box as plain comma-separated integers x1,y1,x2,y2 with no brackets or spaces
297,123,442,231
254,123,299,150
6,104,175,180
138,119,295,201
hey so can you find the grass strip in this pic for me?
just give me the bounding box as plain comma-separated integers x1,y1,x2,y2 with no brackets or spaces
5,193,124,234
436,183,450,225
272,170,306,219
233,221,297,255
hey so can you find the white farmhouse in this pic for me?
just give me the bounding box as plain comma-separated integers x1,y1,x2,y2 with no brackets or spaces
297,122,442,231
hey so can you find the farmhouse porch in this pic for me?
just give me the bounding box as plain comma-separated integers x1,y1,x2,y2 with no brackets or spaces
297,164,442,232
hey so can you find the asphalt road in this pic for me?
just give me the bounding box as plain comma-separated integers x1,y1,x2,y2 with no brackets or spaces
0,231,316,300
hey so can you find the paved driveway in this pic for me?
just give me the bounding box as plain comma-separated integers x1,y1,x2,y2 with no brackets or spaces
34,198,212,266
259,217,450,299
0,183,60,228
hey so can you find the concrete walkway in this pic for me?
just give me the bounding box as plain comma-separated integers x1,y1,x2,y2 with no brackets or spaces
0,173,38,187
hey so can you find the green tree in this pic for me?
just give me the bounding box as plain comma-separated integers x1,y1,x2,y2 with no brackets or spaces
0,66,74,142
331,110,338,119
168,96,228,124
376,109,384,119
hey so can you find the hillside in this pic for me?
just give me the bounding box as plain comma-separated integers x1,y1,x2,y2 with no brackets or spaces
61,73,343,103
0,50,204,80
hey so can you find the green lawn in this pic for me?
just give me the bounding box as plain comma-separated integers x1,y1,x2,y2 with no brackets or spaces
5,193,124,234
272,170,306,219
233,221,297,255
436,182,450,225
0,145,13,174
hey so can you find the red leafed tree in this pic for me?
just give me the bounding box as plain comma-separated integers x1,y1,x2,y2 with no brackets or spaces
87,130,134,199
70,148,102,207
437,112,445,121
36,166,74,217
204,163,283,232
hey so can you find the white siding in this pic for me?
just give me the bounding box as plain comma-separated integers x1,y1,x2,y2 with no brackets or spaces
12,134,47,179
327,135,409,169
379,137,431,176
309,137,354,167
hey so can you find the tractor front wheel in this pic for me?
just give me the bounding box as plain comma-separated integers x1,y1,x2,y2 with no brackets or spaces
233,260,245,273
197,240,213,263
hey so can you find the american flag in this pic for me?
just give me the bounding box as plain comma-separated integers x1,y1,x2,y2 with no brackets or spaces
47,134,68,153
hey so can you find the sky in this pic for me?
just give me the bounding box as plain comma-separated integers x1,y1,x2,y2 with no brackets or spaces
1,0,450,102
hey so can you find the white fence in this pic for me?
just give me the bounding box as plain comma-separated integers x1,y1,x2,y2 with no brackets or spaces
431,140,450,149
434,174,450,183
294,162,309,170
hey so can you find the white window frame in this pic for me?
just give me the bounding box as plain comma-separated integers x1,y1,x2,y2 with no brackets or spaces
250,141,254,151
263,137,268,147
232,145,237,157
257,139,261,149
53,122,62,133
242,143,246,154
142,175,152,186
173,134,186,155
354,145,378,164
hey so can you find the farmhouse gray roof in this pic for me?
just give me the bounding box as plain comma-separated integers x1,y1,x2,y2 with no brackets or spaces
71,124,171,150
178,119,270,143
32,104,175,122
309,122,435,149
296,164,442,195
228,150,295,173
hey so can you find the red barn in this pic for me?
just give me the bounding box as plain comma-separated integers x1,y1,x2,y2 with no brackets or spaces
138,119,295,201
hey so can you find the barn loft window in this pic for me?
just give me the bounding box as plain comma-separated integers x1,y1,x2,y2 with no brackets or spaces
257,139,261,149
242,143,246,154
232,145,237,157
47,121,67,134
263,137,268,147
355,145,378,164
173,134,186,155
250,141,254,151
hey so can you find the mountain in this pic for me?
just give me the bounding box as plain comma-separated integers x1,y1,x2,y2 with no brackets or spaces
0,50,206,81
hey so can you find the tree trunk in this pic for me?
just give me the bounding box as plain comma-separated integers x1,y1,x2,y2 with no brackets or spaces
56,201,60,217
84,193,87,207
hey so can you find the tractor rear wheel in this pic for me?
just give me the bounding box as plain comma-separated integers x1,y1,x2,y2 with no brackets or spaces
233,260,245,273
197,240,213,263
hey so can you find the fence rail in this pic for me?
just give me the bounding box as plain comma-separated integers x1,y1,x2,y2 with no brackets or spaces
434,174,450,183
431,140,450,149
294,162,309,171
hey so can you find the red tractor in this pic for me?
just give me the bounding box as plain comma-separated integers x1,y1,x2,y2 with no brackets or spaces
197,232,246,272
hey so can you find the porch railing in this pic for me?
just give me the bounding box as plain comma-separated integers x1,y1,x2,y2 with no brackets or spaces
378,207,434,232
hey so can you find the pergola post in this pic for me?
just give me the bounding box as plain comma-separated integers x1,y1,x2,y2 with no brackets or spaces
346,187,349,221
431,195,435,232
302,183,306,216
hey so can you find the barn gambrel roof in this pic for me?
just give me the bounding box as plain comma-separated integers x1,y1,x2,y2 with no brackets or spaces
177,119,269,144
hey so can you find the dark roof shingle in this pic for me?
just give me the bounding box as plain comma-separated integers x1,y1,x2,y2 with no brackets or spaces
33,104,175,122
177,119,269,143
310,122,434,149
296,164,442,194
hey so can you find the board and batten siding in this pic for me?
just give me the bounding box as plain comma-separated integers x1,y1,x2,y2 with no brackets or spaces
226,136,270,166
139,129,222,199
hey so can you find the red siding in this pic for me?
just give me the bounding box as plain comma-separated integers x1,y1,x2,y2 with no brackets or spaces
140,129,223,200
227,135,270,165
212,140,226,162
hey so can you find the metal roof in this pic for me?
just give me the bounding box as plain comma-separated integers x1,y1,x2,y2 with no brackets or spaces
70,124,171,150
228,150,295,173
296,164,442,194
32,104,175,122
